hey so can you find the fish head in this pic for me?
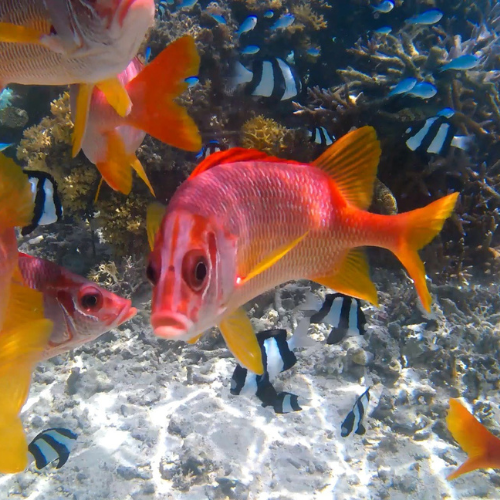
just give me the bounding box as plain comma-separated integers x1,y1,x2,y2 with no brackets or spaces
148,209,237,341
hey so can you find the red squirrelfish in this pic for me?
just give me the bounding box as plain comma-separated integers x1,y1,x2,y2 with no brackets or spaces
0,155,53,474
18,252,137,360
0,0,155,156
446,398,500,480
146,127,459,374
75,35,202,195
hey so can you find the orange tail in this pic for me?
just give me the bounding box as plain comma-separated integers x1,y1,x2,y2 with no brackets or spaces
389,193,459,312
125,35,202,152
446,398,500,480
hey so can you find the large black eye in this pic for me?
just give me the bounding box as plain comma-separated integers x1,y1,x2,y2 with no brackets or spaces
78,286,103,312
146,261,159,285
182,250,209,292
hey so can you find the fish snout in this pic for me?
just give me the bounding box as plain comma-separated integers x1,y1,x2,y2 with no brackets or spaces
151,312,193,339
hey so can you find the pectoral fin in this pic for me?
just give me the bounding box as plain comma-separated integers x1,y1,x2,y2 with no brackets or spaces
96,77,132,118
219,308,264,375
239,232,309,286
72,83,93,157
146,202,166,250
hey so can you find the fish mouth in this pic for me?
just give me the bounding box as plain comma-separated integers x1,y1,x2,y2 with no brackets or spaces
115,303,137,326
151,313,193,339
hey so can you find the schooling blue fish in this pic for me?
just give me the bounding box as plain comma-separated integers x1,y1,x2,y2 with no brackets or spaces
28,428,77,469
177,0,198,11
209,13,226,25
372,1,394,14
341,388,371,437
387,77,417,97
184,76,200,87
373,26,392,35
271,13,295,30
264,10,274,19
240,45,260,55
440,54,480,72
144,46,152,63
306,47,321,58
406,9,443,25
0,142,14,151
236,15,258,36
405,81,437,99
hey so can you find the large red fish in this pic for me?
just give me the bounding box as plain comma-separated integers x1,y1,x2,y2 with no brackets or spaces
0,0,155,155
75,35,202,195
18,253,137,360
146,127,459,374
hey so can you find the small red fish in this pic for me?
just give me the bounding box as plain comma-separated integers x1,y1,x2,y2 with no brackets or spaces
18,253,137,360
447,398,500,480
76,35,202,195
147,127,458,374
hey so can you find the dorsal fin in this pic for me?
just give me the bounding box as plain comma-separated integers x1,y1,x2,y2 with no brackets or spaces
313,126,381,210
188,147,302,179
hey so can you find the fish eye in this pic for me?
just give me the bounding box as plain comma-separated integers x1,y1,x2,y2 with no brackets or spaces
182,250,209,292
78,286,103,312
146,260,159,286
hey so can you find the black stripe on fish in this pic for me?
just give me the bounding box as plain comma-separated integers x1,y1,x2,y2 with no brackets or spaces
257,329,297,372
308,126,334,147
21,171,63,236
273,392,302,414
404,116,457,156
341,388,370,437
156,0,169,18
28,428,77,469
310,293,366,344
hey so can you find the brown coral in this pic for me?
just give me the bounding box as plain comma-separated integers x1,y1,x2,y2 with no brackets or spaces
241,115,294,156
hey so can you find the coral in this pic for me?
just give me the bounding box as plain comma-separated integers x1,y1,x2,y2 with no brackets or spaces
291,2,328,31
241,115,294,156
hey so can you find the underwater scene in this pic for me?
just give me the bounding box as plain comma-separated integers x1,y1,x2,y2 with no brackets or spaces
2,0,500,498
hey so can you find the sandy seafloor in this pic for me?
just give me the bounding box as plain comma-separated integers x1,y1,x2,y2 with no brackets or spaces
2,264,500,500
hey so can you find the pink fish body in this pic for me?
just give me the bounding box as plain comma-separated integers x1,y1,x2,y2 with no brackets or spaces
18,252,137,360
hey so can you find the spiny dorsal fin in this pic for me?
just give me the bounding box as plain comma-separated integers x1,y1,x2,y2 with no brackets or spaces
188,148,301,179
313,126,381,210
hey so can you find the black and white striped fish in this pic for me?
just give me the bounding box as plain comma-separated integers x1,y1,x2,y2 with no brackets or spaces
195,139,225,160
229,58,302,101
404,112,471,156
28,428,77,470
156,0,172,19
298,293,366,345
341,388,370,437
308,126,335,147
230,328,312,414
22,171,63,236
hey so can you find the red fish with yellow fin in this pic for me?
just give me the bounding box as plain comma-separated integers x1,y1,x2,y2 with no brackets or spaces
147,127,458,374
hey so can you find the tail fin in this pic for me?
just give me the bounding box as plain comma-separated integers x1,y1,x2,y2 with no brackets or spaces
391,192,459,312
0,154,34,231
0,283,53,473
125,35,201,152
446,398,500,480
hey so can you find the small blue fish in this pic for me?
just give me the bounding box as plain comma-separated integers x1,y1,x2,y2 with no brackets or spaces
436,108,455,118
264,10,274,19
177,0,198,10
406,9,443,25
0,142,14,151
374,26,392,34
236,15,257,36
306,47,321,58
406,82,437,99
184,76,199,87
387,77,417,97
271,13,295,30
286,50,295,65
209,13,226,25
440,54,479,72
144,46,152,63
240,45,260,55
372,1,394,14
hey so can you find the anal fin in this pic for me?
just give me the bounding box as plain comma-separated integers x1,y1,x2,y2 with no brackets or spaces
72,83,93,157
95,77,132,118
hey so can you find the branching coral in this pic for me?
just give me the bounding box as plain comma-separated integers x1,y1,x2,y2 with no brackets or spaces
241,115,295,156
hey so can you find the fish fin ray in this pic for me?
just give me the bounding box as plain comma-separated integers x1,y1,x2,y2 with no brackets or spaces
219,308,264,375
95,77,132,118
391,193,459,312
126,36,202,152
146,202,166,250
72,83,93,157
2,282,47,332
130,156,155,196
313,126,381,210
187,333,203,344
312,249,378,306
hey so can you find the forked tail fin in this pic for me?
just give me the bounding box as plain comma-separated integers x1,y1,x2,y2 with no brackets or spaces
390,192,459,312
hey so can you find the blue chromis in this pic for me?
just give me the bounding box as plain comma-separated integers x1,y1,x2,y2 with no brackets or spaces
271,13,295,30
185,76,200,87
209,13,226,25
177,0,198,10
236,15,258,36
240,45,260,55
440,54,480,71
373,26,392,34
406,9,443,25
306,47,321,58
405,81,437,99
264,10,274,19
372,1,394,14
387,77,417,96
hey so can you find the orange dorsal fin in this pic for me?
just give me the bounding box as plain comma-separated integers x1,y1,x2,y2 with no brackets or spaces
189,148,302,179
312,126,381,210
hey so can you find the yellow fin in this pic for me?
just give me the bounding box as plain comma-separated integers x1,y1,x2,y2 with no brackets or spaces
219,308,264,375
147,202,166,250
72,83,93,157
131,156,155,197
240,231,309,285
0,317,53,474
96,131,132,195
313,126,381,210
187,333,203,345
312,248,379,305
0,154,34,231
3,282,47,331
0,23,44,44
96,77,132,118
